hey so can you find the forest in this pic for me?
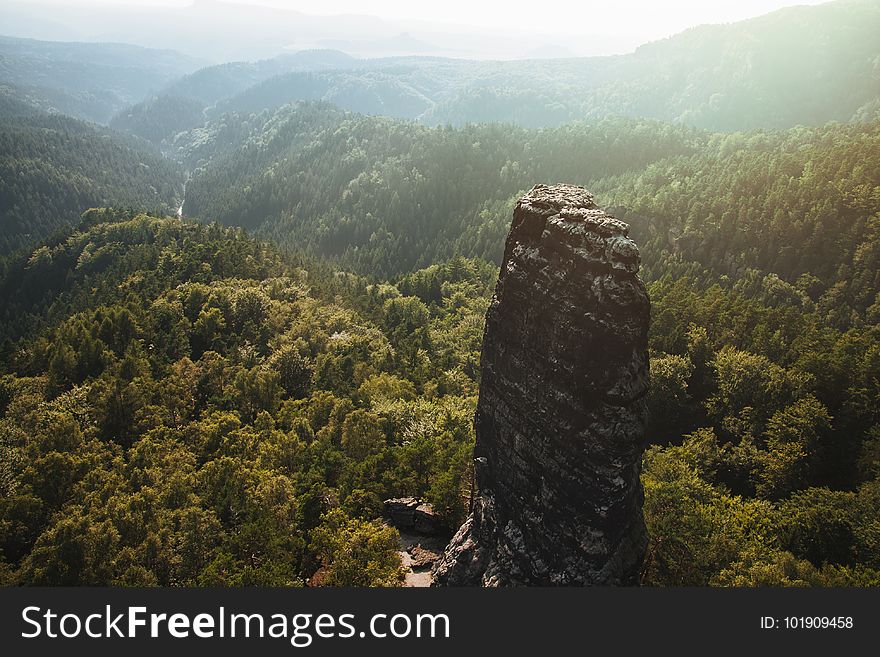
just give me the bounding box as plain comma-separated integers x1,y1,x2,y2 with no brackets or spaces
0,0,879,587
175,102,880,324
0,94,183,255
0,210,487,585
1,179,878,585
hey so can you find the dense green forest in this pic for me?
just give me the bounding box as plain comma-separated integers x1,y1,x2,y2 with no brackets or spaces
0,198,878,585
1,0,879,588
110,95,207,146
178,103,704,275
2,104,879,588
598,123,880,328
0,98,183,255
3,103,880,589
177,102,880,330
0,210,487,585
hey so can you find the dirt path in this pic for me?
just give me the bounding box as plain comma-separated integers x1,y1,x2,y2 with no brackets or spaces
396,531,447,587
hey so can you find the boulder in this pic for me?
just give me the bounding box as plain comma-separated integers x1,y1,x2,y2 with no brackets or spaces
383,497,443,535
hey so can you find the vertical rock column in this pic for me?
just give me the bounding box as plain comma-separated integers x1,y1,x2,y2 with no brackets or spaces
433,184,650,586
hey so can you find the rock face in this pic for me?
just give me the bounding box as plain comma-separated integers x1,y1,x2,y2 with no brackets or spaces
432,184,650,586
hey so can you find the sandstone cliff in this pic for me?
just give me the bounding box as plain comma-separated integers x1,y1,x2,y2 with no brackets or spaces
432,184,650,586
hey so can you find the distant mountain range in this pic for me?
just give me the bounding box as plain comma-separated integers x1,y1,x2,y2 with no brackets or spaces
0,0,614,62
0,35,203,123
2,0,877,133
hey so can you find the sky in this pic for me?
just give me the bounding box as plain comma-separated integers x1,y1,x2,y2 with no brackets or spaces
32,0,832,39
0,0,836,60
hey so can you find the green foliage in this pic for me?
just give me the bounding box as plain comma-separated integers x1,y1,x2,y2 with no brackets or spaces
178,103,702,276
110,95,206,145
2,176,878,587
310,509,402,587
3,8,880,586
0,111,183,254
758,397,832,499
0,213,482,585
599,123,880,327
712,547,832,587
648,353,693,437
177,103,880,336
707,346,812,437
641,441,777,586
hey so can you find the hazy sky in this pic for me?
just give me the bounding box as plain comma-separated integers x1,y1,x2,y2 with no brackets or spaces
39,0,832,38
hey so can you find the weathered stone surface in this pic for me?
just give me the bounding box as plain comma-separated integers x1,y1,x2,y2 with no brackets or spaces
383,497,443,535
432,184,650,586
407,544,441,570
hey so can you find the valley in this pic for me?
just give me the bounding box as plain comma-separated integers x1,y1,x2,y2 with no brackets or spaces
0,0,878,588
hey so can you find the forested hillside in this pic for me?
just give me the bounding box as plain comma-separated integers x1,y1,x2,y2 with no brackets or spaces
0,211,486,585
640,258,880,584
0,104,183,255
597,123,880,328
0,206,878,586
161,50,359,107
176,102,880,331
105,50,362,146
110,95,207,146
178,103,704,275
568,0,880,130
0,35,202,123
112,0,880,135
1,0,879,589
